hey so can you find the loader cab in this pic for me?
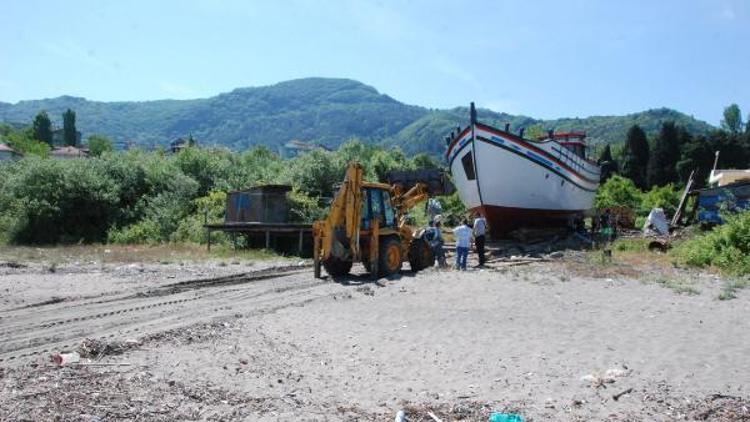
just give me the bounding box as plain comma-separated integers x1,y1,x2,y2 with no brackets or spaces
361,187,396,230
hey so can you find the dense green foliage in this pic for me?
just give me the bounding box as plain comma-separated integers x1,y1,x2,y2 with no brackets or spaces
674,211,750,275
620,125,649,189
597,144,616,183
0,139,441,245
87,134,114,156
0,124,49,157
647,122,682,187
594,175,642,210
640,184,680,217
63,109,77,146
604,104,750,193
721,104,743,134
32,111,52,145
1,78,714,157
595,175,681,220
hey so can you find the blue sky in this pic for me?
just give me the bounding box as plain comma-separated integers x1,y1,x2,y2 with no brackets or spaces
1,0,747,124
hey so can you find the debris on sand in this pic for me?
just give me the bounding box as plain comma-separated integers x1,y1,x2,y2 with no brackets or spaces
0,261,27,269
77,338,135,359
399,401,526,422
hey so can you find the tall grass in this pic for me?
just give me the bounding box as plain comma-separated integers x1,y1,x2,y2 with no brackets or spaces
673,211,750,275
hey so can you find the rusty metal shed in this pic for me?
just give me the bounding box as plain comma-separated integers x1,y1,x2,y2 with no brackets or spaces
225,185,292,223
205,184,313,255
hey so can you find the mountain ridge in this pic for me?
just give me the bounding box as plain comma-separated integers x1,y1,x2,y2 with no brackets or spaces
0,78,715,156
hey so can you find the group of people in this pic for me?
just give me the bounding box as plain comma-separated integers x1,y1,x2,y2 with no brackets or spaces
423,214,488,270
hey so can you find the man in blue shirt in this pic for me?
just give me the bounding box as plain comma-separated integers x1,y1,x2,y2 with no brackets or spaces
452,219,471,270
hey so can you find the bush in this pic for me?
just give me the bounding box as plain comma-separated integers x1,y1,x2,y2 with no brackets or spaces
436,192,467,227
87,135,114,157
4,157,122,243
595,175,642,210
674,211,750,275
287,189,326,222
173,191,228,244
107,219,162,245
641,184,680,217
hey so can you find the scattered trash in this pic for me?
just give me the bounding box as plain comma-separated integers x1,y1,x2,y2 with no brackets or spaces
643,208,669,236
52,351,80,366
395,409,406,422
489,412,524,422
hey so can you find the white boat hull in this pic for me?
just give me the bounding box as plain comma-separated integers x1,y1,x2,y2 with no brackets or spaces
447,123,600,236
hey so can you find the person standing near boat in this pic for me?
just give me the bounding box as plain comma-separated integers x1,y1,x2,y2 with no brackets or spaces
452,219,471,270
473,213,488,266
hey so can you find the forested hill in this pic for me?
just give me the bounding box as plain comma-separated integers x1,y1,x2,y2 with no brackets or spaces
0,78,714,155
388,106,716,156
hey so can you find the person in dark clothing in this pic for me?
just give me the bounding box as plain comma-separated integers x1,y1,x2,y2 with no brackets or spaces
472,214,488,266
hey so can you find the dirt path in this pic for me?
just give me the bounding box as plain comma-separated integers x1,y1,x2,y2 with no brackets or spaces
0,265,322,365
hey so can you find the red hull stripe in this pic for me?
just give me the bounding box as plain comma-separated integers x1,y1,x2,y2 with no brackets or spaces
444,126,472,158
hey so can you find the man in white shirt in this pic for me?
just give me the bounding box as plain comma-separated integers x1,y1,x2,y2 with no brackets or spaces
472,214,488,266
452,219,471,270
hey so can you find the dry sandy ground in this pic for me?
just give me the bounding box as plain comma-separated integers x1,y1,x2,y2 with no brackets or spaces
0,252,748,421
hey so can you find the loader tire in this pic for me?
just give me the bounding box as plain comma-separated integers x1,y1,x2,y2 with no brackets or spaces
322,258,353,278
408,238,434,272
378,237,403,277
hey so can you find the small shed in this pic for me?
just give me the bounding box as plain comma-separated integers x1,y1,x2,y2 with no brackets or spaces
206,184,313,256
225,185,292,223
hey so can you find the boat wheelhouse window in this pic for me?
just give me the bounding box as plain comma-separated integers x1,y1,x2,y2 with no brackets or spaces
562,143,585,159
461,152,476,180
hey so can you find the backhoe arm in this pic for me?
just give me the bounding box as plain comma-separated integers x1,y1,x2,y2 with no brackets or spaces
313,162,363,263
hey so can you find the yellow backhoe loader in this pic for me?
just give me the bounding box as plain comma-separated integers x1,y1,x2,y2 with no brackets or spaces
313,162,435,279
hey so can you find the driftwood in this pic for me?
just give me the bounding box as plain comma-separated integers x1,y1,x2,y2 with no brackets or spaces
612,387,634,401
427,411,443,422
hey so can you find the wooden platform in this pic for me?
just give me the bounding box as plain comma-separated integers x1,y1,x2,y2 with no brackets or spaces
204,222,312,253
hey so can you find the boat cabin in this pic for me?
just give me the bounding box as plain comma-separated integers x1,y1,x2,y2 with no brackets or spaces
547,132,587,159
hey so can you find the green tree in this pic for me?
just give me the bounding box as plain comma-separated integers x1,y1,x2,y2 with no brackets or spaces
620,125,649,189
597,144,618,183
32,111,53,145
524,124,545,140
676,135,714,188
721,104,743,134
647,121,681,187
87,134,114,157
63,108,77,146
410,153,440,169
